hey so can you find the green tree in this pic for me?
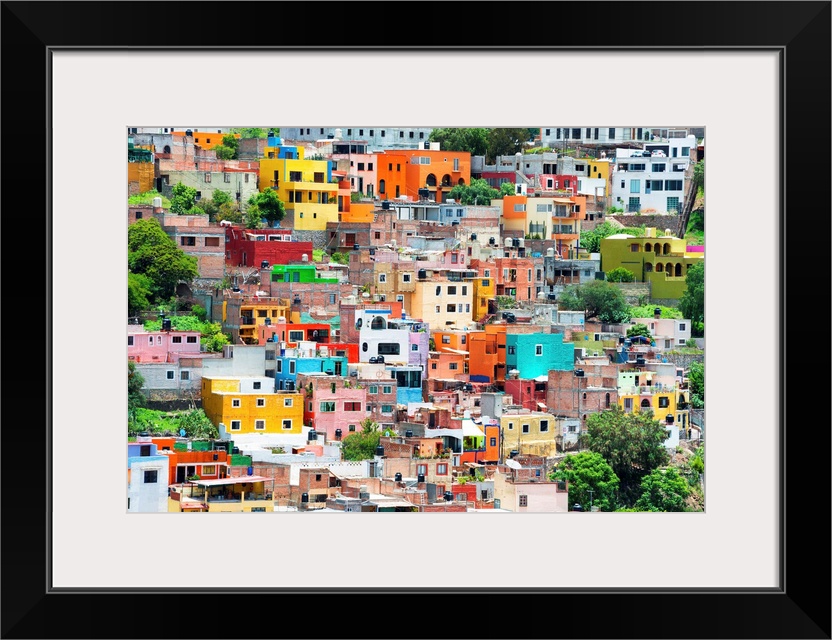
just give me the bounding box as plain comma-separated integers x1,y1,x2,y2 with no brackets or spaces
178,409,219,439
428,127,489,156
341,418,381,461
128,360,146,416
585,405,671,506
679,261,704,331
170,182,198,214
626,323,652,340
500,181,516,197
128,218,199,302
634,466,692,512
231,127,272,139
693,159,704,194
212,144,235,160
629,304,682,319
247,188,286,226
688,361,704,407
550,451,620,512
558,280,631,323
486,128,534,163
245,206,264,229
128,272,154,316
447,178,500,206
128,189,171,208
579,221,619,253
606,267,635,283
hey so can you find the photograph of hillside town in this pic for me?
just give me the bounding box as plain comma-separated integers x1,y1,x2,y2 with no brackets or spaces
127,126,705,514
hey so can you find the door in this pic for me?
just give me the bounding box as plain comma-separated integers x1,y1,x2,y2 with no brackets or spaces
176,466,186,483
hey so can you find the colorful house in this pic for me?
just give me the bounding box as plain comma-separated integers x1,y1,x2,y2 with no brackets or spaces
258,137,338,231
127,438,170,512
298,373,368,442
617,368,687,448
599,228,703,301
498,410,558,459
275,341,349,391
224,225,314,268
467,324,506,383
380,148,471,204
201,375,304,438
505,332,574,380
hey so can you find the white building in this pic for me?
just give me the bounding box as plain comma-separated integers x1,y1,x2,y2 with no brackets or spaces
610,135,696,213
127,450,170,513
357,310,412,365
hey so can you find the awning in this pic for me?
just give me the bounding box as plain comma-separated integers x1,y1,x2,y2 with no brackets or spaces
193,475,271,487
537,402,548,410
553,197,573,204
441,347,469,355
461,421,485,437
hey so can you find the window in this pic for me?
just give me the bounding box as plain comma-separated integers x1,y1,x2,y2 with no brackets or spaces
519,495,528,507
378,273,387,283
448,286,457,295
507,422,514,430
666,197,680,212
369,385,378,394
522,424,530,434
181,236,196,246
449,363,458,371
382,385,392,394
623,398,633,413
143,470,158,484
171,336,182,344
682,147,690,156
402,273,411,283
276,361,282,373
289,361,296,374
679,339,686,345
381,405,393,414
166,370,175,380
431,362,437,370
664,180,683,191
232,398,241,408
442,335,451,344
256,398,265,407
186,335,198,344
630,179,641,193
282,419,292,430
255,419,266,430
230,420,241,431
398,295,406,303
128,335,134,346
540,420,549,432
447,304,456,313
507,345,516,355
180,371,190,381
252,381,262,390
631,243,640,252
204,173,211,182
378,343,400,355
202,465,216,475
535,344,543,356
658,396,670,408
344,401,362,412
357,162,365,171
319,401,336,412
437,463,448,475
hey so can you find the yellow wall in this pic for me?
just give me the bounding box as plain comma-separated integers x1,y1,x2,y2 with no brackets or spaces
410,279,474,329
258,155,338,231
499,413,558,459
128,162,155,194
201,377,304,434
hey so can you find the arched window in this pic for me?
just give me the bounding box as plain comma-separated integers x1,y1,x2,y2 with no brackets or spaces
163,145,171,154
644,262,653,272
645,243,652,252
425,174,437,187
675,263,683,277
371,316,386,330
655,263,663,272
641,398,651,408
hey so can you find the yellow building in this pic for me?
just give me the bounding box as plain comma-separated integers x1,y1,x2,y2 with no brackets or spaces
616,369,689,429
410,277,475,330
587,158,611,181
201,375,304,435
499,411,558,459
471,273,494,321
258,145,338,231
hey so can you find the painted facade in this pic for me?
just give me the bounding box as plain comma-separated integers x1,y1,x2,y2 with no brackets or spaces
201,375,304,437
505,332,574,379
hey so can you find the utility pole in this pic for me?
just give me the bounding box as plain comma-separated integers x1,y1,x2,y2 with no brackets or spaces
588,489,594,512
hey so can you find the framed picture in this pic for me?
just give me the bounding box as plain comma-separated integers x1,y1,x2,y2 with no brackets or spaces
4,1,828,638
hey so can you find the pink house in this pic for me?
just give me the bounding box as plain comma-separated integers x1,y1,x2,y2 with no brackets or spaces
127,324,202,363
297,373,369,442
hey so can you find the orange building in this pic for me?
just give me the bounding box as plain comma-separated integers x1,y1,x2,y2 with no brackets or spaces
376,152,408,201
467,325,507,384
379,148,471,203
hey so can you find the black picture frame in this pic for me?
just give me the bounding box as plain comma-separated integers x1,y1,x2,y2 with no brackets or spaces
2,2,829,638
